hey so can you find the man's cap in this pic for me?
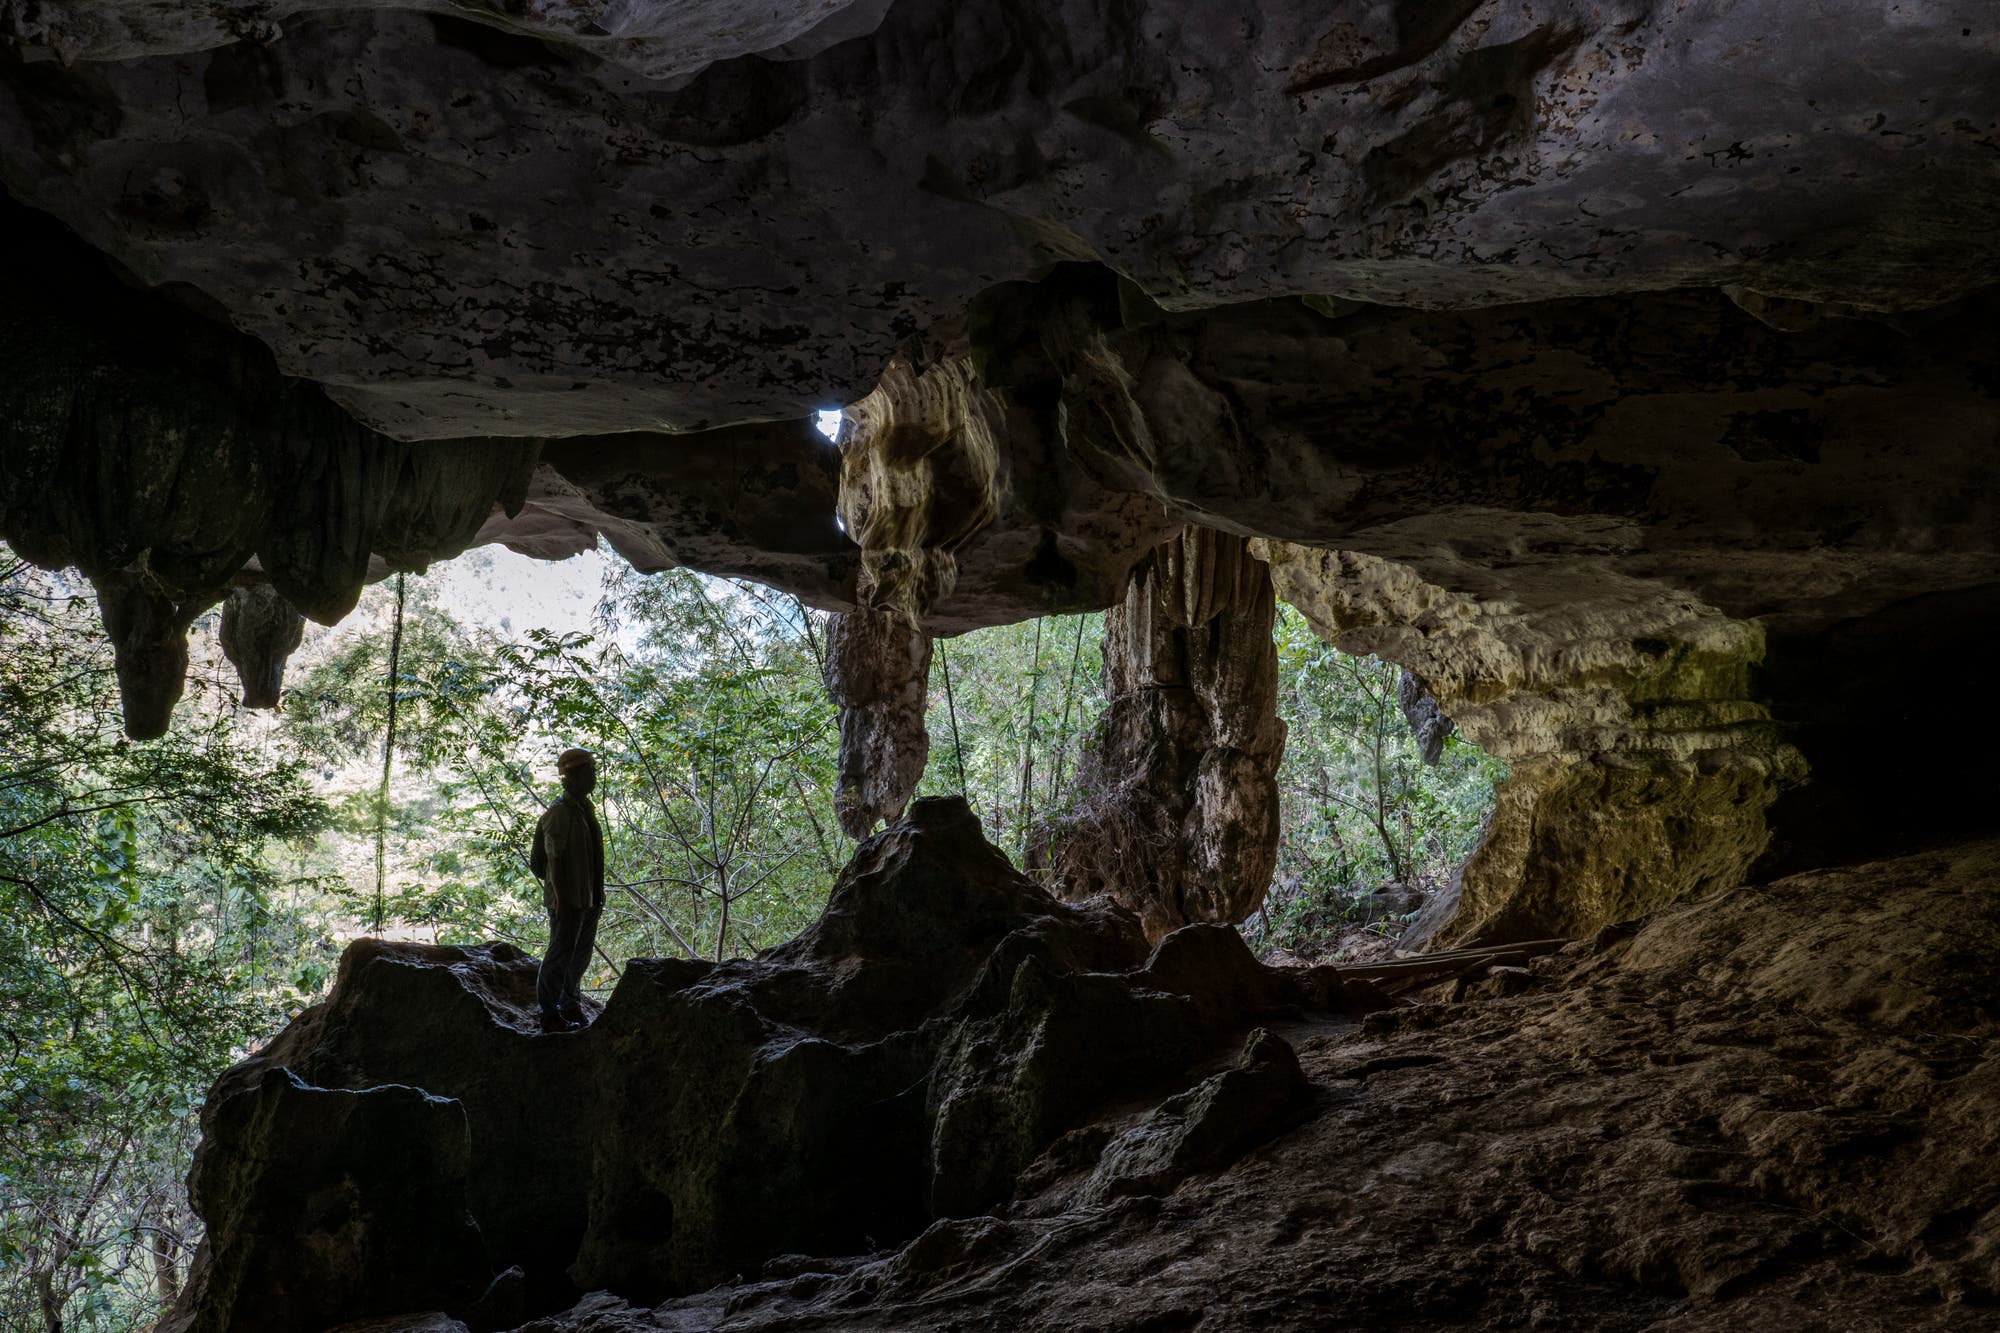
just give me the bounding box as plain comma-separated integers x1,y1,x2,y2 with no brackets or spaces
557,748,596,773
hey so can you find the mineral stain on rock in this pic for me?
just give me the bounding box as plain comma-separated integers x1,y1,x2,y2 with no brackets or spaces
168,826,2000,1332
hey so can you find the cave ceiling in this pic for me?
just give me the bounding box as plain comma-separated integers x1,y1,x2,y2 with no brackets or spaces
4,1,1996,435
0,0,1996,782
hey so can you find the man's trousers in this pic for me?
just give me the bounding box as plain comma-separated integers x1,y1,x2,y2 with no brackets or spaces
538,902,602,1018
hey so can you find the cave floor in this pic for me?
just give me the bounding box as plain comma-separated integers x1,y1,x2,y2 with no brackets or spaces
406,839,2000,1333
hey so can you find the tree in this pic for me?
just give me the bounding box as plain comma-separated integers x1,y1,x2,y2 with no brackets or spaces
281,565,843,976
917,613,1106,870
0,550,337,1332
1259,604,1505,949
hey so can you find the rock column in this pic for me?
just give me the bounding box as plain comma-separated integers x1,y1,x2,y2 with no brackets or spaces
1040,527,1287,940
823,608,933,839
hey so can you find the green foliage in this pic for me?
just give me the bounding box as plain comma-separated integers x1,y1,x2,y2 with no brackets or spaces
0,551,339,1332
1256,604,1506,951
916,612,1107,864
5,539,1504,1329
281,566,842,976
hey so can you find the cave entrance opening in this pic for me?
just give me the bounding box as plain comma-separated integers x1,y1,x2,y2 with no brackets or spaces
1248,601,1506,964
905,611,1109,868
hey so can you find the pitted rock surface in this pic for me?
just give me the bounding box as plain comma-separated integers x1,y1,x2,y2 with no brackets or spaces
822,606,931,839
1037,527,1288,940
2,3,1996,437
3,1,1998,943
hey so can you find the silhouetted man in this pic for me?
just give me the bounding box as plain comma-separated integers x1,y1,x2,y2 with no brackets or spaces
529,748,605,1033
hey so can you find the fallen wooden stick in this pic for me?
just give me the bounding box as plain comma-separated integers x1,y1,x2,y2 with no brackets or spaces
1328,937,1570,986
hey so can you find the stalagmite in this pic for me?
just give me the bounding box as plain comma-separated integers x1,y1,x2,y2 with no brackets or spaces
90,566,203,742
1037,527,1286,940
823,608,932,839
219,584,308,711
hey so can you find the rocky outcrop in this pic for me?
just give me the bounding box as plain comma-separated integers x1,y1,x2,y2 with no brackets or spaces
1264,543,1802,945
320,835,2000,1333
1037,528,1287,941
176,1071,490,1333
165,799,1378,1332
821,607,931,839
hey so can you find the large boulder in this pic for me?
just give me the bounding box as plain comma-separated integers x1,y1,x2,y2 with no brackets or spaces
166,798,1376,1332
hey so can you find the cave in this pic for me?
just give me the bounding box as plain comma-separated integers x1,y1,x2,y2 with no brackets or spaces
2,2,1998,1329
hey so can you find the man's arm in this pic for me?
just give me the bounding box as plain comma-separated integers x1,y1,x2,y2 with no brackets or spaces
529,816,550,880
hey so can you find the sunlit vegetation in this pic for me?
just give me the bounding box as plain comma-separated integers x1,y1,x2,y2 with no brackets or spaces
1,544,1501,1328
0,554,339,1332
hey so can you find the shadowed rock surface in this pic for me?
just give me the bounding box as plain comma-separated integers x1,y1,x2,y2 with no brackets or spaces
164,799,1376,1332
7,5,2000,1331
306,836,2000,1332
4,2,1995,437
823,607,932,839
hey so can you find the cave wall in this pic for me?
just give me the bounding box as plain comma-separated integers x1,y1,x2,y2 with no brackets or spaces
1261,545,1803,944
2,2,1994,439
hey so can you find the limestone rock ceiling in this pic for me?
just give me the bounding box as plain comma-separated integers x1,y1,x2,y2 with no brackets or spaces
0,1,1995,439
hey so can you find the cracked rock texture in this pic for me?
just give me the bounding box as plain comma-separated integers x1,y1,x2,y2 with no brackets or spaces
1037,527,1287,941
2,2,1998,933
318,836,2000,1333
164,799,1376,1332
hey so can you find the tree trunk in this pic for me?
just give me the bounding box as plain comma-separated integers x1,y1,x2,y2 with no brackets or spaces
33,1265,63,1333
148,1214,181,1305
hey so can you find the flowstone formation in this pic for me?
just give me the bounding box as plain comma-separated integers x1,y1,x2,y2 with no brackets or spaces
1262,543,1804,946
822,607,931,839
164,799,1378,1333
1036,527,1287,941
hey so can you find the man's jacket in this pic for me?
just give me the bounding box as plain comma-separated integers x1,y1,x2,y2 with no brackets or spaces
530,794,605,911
